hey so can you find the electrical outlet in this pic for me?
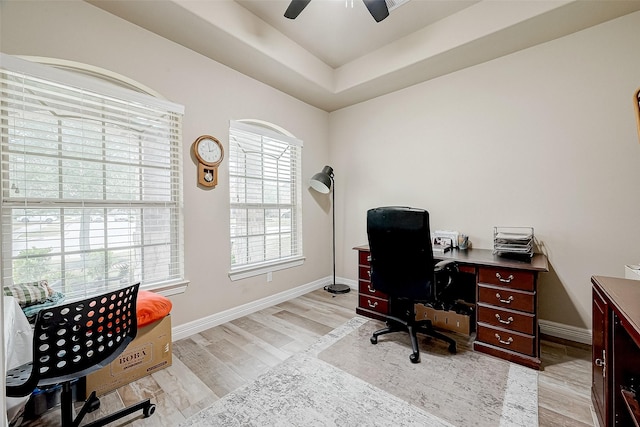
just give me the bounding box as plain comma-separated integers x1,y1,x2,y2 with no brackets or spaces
267,271,272,282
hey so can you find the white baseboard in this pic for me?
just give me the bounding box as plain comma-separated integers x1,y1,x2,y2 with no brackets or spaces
172,278,590,346
172,276,356,341
539,319,591,345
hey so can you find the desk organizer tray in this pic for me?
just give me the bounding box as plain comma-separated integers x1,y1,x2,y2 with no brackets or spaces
493,227,534,258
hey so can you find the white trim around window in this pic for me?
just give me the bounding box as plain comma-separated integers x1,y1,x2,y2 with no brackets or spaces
228,120,304,281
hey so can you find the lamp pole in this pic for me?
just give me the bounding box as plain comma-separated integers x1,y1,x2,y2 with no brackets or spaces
309,166,350,294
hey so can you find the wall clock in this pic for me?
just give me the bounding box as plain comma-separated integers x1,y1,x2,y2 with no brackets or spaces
192,135,224,188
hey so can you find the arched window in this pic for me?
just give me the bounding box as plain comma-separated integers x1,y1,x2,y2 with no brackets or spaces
0,54,185,299
228,120,304,280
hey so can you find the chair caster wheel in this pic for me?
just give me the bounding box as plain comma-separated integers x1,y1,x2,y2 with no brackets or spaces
410,353,420,363
87,395,101,413
143,404,156,418
448,344,457,354
370,336,378,345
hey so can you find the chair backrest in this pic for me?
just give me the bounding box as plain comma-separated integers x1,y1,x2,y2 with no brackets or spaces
32,283,140,386
367,207,435,300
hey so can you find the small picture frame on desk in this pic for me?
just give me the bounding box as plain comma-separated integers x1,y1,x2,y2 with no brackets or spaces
432,237,452,253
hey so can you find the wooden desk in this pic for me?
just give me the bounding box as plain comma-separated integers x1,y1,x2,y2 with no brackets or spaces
353,245,549,369
591,276,640,427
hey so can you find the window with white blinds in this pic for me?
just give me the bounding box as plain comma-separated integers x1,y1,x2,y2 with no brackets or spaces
228,120,303,280
0,54,185,300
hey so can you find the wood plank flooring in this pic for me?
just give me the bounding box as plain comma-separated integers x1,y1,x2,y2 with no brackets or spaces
15,288,595,426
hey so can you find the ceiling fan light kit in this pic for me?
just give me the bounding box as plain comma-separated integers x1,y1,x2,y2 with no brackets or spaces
285,0,390,22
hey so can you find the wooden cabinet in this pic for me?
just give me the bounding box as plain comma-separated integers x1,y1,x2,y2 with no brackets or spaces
474,266,540,369
355,248,389,321
591,276,640,427
592,285,609,427
353,245,548,369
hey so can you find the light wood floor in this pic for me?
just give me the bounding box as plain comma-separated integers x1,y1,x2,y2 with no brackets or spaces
16,288,595,426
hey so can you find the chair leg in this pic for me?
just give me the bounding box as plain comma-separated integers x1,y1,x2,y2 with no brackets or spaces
415,320,457,354
60,383,75,427
370,316,457,363
370,316,407,344
57,382,155,427
82,398,155,427
407,325,421,363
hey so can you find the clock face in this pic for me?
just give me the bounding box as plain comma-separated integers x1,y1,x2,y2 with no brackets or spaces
197,137,222,165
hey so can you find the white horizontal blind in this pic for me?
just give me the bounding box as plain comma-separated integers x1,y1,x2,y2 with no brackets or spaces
0,55,184,300
229,121,303,273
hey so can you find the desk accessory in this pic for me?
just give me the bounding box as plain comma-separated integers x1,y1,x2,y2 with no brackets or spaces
432,236,452,253
433,230,459,248
493,226,534,259
309,165,350,294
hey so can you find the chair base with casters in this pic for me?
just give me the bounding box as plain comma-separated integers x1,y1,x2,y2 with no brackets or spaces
5,283,156,427
370,299,457,363
60,384,155,427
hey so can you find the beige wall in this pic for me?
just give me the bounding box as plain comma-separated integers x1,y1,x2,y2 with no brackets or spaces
0,1,332,328
2,1,639,333
330,11,640,330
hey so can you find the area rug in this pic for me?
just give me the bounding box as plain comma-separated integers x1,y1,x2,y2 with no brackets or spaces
180,317,537,426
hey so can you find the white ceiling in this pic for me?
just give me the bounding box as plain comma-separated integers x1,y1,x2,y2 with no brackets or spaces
236,0,480,68
87,0,640,112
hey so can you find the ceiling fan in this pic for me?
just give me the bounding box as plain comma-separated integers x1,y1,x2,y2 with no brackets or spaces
284,0,390,23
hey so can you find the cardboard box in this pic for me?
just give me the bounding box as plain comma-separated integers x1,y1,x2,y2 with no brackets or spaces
85,315,172,398
415,304,472,336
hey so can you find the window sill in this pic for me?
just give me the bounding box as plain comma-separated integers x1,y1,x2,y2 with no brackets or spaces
141,279,189,296
229,256,305,281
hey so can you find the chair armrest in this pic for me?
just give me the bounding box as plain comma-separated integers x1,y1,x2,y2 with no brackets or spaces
434,259,457,273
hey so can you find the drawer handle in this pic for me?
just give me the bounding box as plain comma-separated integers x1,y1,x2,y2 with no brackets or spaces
495,314,514,325
367,255,372,262
494,333,513,345
367,284,375,293
595,350,606,370
367,300,378,308
496,273,514,283
495,293,514,304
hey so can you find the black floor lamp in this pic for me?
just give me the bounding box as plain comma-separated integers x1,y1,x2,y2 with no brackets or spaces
310,165,351,294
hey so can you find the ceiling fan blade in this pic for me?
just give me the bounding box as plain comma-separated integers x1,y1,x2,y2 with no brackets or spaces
284,0,312,19
362,0,389,22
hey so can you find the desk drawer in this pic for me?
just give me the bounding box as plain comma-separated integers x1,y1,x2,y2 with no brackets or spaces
478,284,535,313
358,280,387,299
477,324,535,356
359,295,388,314
358,266,372,282
477,303,535,335
479,267,534,291
358,250,371,267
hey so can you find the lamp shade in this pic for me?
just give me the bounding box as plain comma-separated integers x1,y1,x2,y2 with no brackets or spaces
309,165,333,194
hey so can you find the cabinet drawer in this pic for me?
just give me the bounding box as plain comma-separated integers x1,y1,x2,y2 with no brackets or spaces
358,295,388,314
478,284,535,313
479,267,534,291
477,324,535,356
359,280,387,299
358,250,371,267
358,266,372,282
458,265,477,275
477,303,535,335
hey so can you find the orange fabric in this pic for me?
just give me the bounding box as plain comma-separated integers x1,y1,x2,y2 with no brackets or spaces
136,290,172,327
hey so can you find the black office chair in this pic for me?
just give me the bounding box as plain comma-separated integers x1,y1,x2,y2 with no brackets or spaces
6,283,155,426
367,206,458,363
